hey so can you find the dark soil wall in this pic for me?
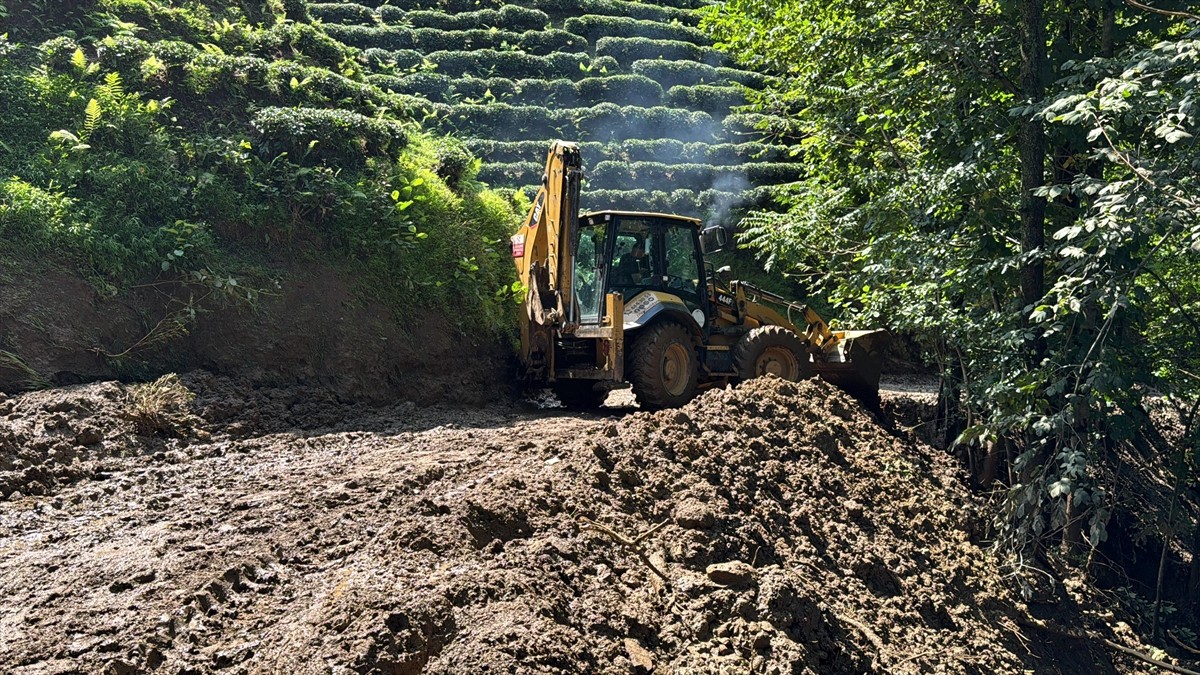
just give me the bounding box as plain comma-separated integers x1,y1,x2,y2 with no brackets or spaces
0,254,512,404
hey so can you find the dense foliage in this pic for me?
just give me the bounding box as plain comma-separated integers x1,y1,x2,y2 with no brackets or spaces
706,0,1200,628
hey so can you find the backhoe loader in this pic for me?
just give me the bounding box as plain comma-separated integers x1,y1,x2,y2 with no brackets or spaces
511,140,888,409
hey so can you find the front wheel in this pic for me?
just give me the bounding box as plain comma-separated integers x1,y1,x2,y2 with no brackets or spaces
733,326,812,382
628,321,698,409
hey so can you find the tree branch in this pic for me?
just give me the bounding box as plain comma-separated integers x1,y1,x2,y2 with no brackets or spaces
1123,0,1200,21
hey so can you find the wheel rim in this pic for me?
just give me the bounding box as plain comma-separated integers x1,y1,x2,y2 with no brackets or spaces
757,346,800,379
662,342,691,396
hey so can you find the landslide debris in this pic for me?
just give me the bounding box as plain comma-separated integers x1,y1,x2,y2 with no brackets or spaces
1,376,1116,673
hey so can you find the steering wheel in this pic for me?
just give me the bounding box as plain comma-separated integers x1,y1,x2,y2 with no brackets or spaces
665,274,691,290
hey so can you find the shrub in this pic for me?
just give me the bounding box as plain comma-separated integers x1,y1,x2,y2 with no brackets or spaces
0,179,73,243
564,15,708,45
405,5,548,31
743,163,804,183
703,142,791,164
466,139,607,164
430,136,479,190
324,24,414,50
375,5,406,22
281,23,349,67
251,106,409,165
477,161,544,186
519,29,588,55
581,188,704,215
631,59,717,88
574,104,717,143
282,0,310,21
723,112,795,137
665,84,745,115
466,77,590,107
590,160,718,190
95,34,152,82
185,53,272,96
367,0,504,8
530,0,699,24
308,2,377,25
596,37,721,66
445,103,571,139
358,48,426,72
604,139,691,163
39,36,82,73
496,4,550,30
575,74,663,107
371,71,453,99
149,39,198,66
715,67,772,89
426,49,594,79
99,0,210,42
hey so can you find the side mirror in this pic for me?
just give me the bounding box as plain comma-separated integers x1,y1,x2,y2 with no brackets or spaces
701,226,730,253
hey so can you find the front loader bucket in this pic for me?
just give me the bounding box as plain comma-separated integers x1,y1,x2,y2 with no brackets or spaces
810,329,890,404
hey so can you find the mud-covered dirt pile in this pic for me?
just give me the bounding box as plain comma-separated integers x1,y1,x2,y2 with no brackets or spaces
2,377,1123,674
246,379,1064,673
381,376,1049,674
0,380,179,500
0,372,373,500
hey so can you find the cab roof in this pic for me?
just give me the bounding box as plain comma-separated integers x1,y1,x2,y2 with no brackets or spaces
581,210,702,228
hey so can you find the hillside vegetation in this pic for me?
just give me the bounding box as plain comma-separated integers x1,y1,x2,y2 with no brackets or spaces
0,0,528,389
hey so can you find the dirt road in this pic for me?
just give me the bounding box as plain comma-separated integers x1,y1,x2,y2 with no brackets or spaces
0,375,1132,673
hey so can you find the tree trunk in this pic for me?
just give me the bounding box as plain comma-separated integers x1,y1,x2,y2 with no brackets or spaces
1018,0,1048,331
1189,518,1200,614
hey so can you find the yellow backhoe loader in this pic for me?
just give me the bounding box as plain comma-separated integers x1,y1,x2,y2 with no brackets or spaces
511,140,888,409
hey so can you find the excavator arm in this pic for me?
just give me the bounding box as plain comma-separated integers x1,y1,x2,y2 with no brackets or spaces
511,141,584,378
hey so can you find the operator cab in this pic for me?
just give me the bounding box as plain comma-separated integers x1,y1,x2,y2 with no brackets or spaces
573,210,709,328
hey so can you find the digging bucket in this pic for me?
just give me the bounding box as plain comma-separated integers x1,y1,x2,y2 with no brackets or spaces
810,329,890,404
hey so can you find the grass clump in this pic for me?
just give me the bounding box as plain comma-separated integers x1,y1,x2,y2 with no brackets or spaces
122,374,197,437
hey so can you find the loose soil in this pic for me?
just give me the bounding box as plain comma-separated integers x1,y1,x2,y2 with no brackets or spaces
0,375,1179,674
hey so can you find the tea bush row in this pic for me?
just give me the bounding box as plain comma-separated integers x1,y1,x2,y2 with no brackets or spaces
308,2,377,25
357,0,699,24
665,84,746,116
325,24,585,55
578,188,766,218
589,161,803,189
371,72,663,107
443,102,717,142
423,50,616,80
595,37,724,68
378,5,548,31
723,112,798,138
632,59,771,89
563,15,709,45
466,139,791,165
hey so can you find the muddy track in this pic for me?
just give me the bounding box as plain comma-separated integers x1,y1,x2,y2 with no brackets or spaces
0,375,1143,674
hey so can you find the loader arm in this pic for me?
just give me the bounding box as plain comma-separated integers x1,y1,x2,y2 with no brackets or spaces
731,280,889,401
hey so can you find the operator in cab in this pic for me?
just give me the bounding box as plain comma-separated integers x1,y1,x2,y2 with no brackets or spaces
614,241,651,285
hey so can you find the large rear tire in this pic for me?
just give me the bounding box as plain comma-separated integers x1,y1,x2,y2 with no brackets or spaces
733,326,812,382
629,321,698,409
554,380,607,410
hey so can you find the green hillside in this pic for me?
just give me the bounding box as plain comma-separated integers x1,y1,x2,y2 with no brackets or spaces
0,0,522,337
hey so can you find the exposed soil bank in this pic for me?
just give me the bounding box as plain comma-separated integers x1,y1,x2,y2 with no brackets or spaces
0,255,510,405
